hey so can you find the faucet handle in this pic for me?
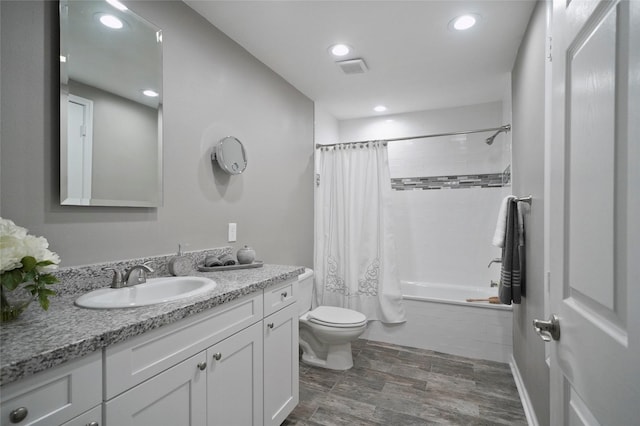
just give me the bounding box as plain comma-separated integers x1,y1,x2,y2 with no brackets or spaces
124,263,154,286
104,268,124,288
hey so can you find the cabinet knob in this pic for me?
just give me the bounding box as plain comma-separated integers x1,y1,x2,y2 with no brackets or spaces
86,422,99,426
197,362,207,371
267,323,274,329
9,407,28,423
281,291,288,299
213,352,222,361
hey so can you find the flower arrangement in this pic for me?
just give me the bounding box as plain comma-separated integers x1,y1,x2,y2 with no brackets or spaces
0,217,60,321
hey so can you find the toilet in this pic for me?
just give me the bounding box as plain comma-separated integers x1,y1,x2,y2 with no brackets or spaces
298,268,367,370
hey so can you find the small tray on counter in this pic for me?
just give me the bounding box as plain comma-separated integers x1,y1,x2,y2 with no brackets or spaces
196,260,264,272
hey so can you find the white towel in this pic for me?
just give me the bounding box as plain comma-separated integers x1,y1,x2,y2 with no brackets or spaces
492,196,516,247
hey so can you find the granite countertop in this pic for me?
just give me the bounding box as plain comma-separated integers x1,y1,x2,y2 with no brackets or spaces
0,263,304,387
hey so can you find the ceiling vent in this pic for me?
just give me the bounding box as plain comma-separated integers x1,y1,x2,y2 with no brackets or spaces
336,58,368,75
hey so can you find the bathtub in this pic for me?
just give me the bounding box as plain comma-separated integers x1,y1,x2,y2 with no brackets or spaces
361,281,513,363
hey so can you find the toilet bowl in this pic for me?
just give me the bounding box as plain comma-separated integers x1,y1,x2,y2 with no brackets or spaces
298,269,367,370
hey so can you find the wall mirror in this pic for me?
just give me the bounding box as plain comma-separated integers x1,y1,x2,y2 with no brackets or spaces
213,136,248,175
59,0,163,207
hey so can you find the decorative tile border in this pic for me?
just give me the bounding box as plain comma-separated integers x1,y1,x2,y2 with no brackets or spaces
391,172,510,191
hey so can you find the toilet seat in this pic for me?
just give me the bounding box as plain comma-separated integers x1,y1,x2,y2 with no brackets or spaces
307,306,367,328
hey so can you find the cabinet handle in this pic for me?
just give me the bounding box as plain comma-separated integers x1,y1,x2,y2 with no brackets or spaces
213,352,222,361
281,291,288,299
9,407,28,423
267,323,274,329
197,362,207,371
86,422,99,426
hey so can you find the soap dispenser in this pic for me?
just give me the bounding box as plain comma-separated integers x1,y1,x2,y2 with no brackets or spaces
168,244,191,276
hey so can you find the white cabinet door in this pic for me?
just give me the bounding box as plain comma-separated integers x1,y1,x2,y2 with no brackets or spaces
60,405,101,426
207,321,263,426
263,303,299,426
105,352,207,426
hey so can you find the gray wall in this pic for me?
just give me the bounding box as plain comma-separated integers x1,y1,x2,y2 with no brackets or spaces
511,1,549,424
0,1,314,267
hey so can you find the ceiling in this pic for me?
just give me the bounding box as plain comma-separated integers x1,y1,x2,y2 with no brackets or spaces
62,1,162,108
184,0,536,120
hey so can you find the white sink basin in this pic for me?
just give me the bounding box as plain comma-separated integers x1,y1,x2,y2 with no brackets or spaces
75,276,217,309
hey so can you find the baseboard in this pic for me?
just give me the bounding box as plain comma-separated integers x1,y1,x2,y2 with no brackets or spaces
509,355,540,426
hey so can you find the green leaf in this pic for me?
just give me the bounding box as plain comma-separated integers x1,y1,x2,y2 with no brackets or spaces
36,260,55,267
23,270,37,283
39,288,57,296
40,274,59,285
21,256,37,272
1,270,24,291
38,293,50,310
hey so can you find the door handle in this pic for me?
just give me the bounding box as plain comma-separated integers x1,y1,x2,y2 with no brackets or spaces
533,314,560,342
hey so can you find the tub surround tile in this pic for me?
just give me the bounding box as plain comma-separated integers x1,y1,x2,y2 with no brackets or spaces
0,253,303,386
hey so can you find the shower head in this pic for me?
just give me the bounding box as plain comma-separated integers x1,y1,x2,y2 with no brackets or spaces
485,125,511,145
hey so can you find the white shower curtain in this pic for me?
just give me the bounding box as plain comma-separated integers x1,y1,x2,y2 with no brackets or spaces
314,141,405,323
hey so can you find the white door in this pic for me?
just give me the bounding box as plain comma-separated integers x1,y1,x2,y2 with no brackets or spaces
548,0,640,424
66,94,93,204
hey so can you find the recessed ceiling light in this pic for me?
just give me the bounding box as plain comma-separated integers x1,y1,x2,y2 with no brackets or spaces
99,14,124,29
329,44,351,57
106,0,128,11
374,105,387,112
451,14,479,31
143,89,159,97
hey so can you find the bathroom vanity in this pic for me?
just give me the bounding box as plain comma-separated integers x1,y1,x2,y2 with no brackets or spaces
0,263,302,426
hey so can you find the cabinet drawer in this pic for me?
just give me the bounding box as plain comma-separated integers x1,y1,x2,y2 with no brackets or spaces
264,278,297,316
0,351,101,426
105,292,263,399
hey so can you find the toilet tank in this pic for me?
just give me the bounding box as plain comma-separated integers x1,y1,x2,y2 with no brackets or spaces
297,268,314,316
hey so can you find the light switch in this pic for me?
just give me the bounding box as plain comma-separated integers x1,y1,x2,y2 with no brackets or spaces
228,223,237,242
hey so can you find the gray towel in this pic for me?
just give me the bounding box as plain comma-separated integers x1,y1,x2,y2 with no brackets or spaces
499,200,526,304
204,255,223,267
219,253,236,266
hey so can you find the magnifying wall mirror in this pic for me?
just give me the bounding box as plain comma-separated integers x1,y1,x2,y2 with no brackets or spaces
59,0,163,207
213,136,248,175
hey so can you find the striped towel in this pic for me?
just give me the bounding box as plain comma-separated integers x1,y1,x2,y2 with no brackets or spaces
499,200,526,304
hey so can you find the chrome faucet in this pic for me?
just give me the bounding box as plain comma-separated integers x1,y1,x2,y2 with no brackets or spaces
487,258,502,268
123,264,154,287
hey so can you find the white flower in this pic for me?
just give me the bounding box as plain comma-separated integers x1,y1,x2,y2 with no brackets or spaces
0,217,60,274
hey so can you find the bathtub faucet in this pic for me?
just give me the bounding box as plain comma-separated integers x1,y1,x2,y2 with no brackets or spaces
487,258,502,268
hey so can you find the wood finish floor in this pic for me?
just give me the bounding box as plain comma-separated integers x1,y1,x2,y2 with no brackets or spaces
283,339,527,426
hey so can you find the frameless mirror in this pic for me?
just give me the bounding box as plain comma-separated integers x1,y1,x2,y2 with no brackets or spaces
213,136,248,175
59,0,163,207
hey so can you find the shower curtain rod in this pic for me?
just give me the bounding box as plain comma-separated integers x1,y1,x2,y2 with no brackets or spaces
315,124,511,149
